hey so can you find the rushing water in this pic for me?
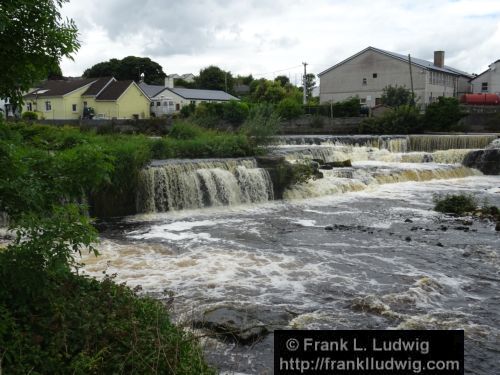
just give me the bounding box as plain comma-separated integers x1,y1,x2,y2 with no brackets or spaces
82,135,500,374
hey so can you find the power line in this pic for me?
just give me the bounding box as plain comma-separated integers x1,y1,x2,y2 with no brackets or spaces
252,65,303,77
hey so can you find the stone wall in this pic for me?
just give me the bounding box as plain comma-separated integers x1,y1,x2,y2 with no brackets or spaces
279,115,363,134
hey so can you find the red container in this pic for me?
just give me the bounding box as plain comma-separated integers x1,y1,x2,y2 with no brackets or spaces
460,93,500,105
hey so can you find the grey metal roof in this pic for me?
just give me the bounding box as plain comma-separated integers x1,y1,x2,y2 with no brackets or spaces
138,82,166,98
163,88,239,101
319,46,473,78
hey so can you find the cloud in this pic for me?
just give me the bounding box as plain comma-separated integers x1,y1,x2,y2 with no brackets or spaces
60,0,500,78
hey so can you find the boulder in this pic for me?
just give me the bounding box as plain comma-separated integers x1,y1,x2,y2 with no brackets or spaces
193,306,292,345
463,149,500,175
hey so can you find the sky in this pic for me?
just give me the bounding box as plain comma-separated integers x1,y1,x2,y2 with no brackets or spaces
60,0,500,83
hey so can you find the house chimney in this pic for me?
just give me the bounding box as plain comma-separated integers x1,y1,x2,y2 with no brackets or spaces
434,51,445,68
164,76,174,88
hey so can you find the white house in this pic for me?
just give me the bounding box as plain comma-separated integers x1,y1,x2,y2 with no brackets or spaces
139,79,239,116
319,46,473,107
470,60,500,95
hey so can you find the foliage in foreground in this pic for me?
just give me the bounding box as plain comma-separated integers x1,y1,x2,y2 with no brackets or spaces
433,193,478,215
0,117,214,373
359,105,421,134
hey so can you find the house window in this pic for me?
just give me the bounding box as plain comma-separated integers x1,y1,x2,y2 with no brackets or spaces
481,82,488,92
72,104,77,112
360,98,366,104
150,102,154,107
156,101,161,106
45,101,51,111
169,101,174,106
26,102,32,111
362,78,367,85
163,101,168,106
372,73,377,78
190,100,196,105
175,103,180,111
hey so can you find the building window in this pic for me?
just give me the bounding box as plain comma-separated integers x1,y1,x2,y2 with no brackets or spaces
156,101,161,106
175,103,180,111
362,78,367,85
45,101,51,111
150,102,154,107
372,73,377,78
190,100,196,105
169,101,174,106
360,98,366,104
72,104,77,112
481,82,488,92
26,102,32,111
163,101,168,106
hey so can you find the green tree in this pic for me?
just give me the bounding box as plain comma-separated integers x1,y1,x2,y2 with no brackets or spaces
422,97,466,131
0,0,80,109
274,75,290,86
381,85,413,107
304,73,316,101
277,97,304,120
250,79,286,103
83,56,167,85
195,65,234,92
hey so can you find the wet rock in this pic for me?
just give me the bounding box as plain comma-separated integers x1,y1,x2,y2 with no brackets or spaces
463,149,500,175
496,222,500,231
436,242,444,247
324,225,333,231
440,226,448,231
462,220,473,226
194,307,291,345
454,226,470,232
405,236,412,242
319,164,333,170
321,160,352,168
404,218,413,223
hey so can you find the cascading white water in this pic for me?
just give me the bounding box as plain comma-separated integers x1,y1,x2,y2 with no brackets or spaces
284,163,482,200
408,134,497,152
136,159,274,213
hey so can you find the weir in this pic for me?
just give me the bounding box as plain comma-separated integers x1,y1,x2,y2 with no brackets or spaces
136,158,274,213
134,134,497,214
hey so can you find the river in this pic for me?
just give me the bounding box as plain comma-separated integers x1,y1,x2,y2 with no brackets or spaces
81,134,500,374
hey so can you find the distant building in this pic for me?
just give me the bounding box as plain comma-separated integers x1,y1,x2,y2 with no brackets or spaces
168,73,195,83
470,60,500,95
318,46,473,107
139,78,239,116
23,77,151,120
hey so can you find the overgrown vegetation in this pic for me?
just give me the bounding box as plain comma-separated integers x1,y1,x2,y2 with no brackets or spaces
433,193,478,215
303,97,361,117
359,105,421,134
0,118,215,373
359,94,467,134
422,97,467,132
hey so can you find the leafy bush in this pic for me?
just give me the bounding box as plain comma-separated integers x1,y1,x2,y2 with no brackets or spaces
433,193,477,215
180,102,196,118
240,103,281,146
222,100,249,125
169,121,205,139
0,122,215,374
359,105,421,134
276,97,303,120
21,111,38,120
422,97,467,132
381,85,413,107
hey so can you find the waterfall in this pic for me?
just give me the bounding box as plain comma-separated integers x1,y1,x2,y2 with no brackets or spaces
408,135,497,152
136,158,274,213
284,164,481,200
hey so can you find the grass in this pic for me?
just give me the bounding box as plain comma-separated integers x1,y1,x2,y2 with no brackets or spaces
433,193,478,215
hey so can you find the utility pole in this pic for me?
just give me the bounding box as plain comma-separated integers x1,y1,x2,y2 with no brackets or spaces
408,54,415,106
302,62,308,105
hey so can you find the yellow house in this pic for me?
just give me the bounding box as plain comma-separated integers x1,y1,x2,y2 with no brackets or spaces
23,77,151,120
